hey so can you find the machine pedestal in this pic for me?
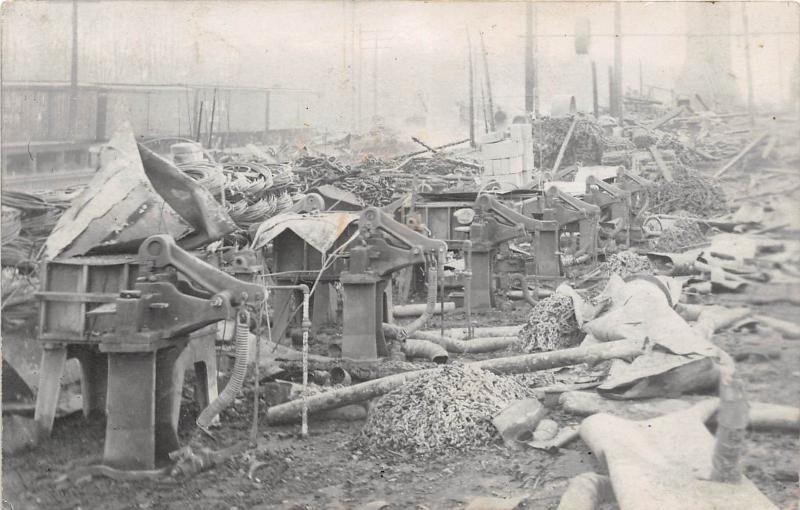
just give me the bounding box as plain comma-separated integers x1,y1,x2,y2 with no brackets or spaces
33,332,218,470
470,250,494,311
341,273,389,360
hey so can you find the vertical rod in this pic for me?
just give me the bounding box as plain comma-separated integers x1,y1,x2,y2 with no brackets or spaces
195,100,204,143
480,81,489,133
68,0,79,138
532,2,539,116
613,1,623,123
438,256,445,338
301,290,311,438
467,30,476,147
638,59,643,96
207,88,217,148
373,36,378,121
608,65,615,118
357,25,363,132
741,3,755,124
524,2,534,115
591,61,599,118
480,32,496,132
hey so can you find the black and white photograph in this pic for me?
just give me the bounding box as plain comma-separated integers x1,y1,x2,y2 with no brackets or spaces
1,1,799,508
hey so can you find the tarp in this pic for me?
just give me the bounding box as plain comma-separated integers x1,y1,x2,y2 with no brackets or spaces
251,212,358,254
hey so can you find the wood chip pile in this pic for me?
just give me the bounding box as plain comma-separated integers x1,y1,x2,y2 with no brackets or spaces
355,364,531,455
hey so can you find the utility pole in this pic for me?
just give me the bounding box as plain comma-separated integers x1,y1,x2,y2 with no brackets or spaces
373,36,378,120
608,65,615,117
479,32,496,132
613,1,623,123
532,3,539,116
591,61,599,117
69,0,79,138
524,2,535,116
358,29,391,127
357,24,363,132
741,3,755,124
639,59,643,97
467,30,476,147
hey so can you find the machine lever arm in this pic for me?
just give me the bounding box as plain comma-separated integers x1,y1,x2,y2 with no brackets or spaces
138,235,265,305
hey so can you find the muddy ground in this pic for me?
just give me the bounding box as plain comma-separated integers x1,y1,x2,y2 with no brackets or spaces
3,295,799,510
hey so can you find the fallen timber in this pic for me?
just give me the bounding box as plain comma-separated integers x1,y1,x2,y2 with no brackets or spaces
265,338,647,424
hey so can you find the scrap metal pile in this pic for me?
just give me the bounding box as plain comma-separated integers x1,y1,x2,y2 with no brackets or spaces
177,159,295,230
533,116,635,170
645,166,728,217
355,364,532,455
649,218,707,253
599,250,655,278
517,293,581,353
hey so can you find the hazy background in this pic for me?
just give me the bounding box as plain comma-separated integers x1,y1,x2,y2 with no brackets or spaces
2,1,799,143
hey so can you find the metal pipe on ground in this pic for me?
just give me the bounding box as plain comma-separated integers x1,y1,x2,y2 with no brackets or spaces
407,331,518,354
422,325,522,340
265,339,647,424
402,339,449,364
393,302,455,318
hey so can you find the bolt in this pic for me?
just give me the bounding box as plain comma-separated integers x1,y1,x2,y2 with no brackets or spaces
210,296,223,308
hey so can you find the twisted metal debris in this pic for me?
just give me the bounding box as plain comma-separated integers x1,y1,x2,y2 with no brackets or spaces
650,219,707,253
355,364,531,455
600,251,655,278
517,294,581,353
646,167,728,217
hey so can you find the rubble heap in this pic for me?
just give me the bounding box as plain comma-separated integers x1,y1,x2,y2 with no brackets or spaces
650,219,707,253
517,294,581,353
600,251,655,278
646,166,728,217
356,364,531,455
533,116,635,169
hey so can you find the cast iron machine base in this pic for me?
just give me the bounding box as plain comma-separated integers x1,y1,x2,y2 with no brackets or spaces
340,207,446,360
468,195,559,310
44,235,265,470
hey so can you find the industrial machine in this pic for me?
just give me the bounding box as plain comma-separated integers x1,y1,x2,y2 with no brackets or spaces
468,194,558,310
34,235,266,470
520,186,601,267
583,175,632,248
341,207,446,359
615,169,655,243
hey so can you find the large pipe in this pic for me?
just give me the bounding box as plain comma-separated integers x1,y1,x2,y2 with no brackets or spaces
407,330,518,354
266,339,646,424
393,302,455,318
462,240,473,339
402,263,438,335
402,339,448,364
422,325,522,340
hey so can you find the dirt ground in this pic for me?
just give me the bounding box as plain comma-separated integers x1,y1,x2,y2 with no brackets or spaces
3,294,799,510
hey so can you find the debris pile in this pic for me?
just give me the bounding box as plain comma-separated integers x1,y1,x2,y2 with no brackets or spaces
356,364,531,455
533,116,635,170
1,190,69,268
178,160,295,230
646,166,728,216
517,294,581,353
649,219,707,253
600,251,655,278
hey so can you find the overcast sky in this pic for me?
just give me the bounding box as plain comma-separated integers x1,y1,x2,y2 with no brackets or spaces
2,1,798,140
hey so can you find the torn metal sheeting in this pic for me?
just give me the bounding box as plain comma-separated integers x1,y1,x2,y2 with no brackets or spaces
251,212,359,253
